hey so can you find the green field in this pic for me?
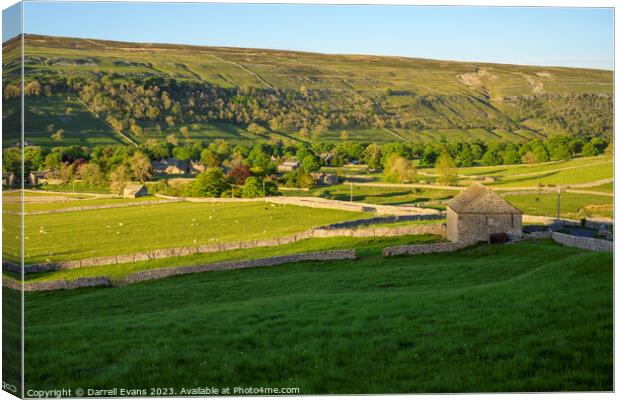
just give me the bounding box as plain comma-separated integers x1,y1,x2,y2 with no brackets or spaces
503,192,613,220
22,201,369,263
21,240,612,392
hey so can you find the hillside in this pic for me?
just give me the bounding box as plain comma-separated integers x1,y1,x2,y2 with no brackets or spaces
20,240,612,392
3,34,614,148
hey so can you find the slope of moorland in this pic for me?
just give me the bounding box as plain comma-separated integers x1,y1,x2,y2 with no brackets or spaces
1,34,613,147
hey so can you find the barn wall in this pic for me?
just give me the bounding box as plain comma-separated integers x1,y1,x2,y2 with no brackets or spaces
457,213,522,244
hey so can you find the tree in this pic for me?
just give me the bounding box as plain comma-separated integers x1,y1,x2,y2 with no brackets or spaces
247,123,267,135
186,168,230,197
520,151,537,164
24,81,41,96
242,176,280,198
582,142,598,157
383,154,416,183
364,143,382,170
166,134,178,146
200,149,221,168
51,129,64,142
58,162,77,184
78,163,106,187
130,123,143,137
300,155,320,173
457,146,474,167
419,146,438,167
179,126,190,139
109,164,130,195
228,163,251,185
480,147,502,166
44,152,63,171
502,145,520,165
435,152,458,185
129,152,152,183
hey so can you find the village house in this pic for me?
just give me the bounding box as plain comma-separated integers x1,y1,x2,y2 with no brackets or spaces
29,171,49,185
446,183,522,244
277,160,300,173
123,183,149,198
152,158,188,175
3,172,15,187
190,161,206,174
311,172,339,186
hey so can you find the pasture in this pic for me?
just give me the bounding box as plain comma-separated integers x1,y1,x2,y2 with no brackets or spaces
502,192,613,220
22,201,369,263
21,240,612,392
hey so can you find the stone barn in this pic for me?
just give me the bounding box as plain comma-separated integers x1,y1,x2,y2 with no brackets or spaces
446,183,522,244
123,183,149,198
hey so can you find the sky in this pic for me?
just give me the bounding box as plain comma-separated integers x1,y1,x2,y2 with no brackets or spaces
2,1,615,70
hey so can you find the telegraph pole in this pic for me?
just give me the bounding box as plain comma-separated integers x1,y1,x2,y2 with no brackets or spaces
350,181,353,202
556,186,561,222
263,180,266,200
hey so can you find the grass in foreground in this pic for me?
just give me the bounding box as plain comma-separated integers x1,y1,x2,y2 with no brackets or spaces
22,240,612,392
23,202,370,263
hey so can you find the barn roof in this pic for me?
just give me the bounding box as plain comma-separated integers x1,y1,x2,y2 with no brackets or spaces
447,183,521,214
124,183,145,193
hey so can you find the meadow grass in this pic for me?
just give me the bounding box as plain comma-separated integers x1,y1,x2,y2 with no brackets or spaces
502,192,613,220
21,240,612,392
23,201,369,263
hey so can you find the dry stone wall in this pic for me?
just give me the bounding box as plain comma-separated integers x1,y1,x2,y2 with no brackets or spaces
383,242,469,257
266,196,440,216
7,250,356,292
9,199,181,216
551,232,613,252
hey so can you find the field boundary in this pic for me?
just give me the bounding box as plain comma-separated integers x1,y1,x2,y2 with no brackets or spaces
6,250,357,292
5,198,182,215
551,232,613,252
7,219,445,272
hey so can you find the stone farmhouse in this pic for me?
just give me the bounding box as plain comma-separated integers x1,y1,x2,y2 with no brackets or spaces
311,172,339,186
3,172,15,187
446,183,522,244
277,160,300,173
123,183,149,198
152,158,188,175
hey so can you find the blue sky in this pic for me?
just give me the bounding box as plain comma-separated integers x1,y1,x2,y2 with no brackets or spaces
4,2,615,70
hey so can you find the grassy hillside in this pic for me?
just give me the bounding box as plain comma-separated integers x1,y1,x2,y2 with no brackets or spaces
3,34,612,148
22,240,612,392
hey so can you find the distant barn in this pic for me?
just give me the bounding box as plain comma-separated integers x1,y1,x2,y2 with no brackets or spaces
446,183,522,244
123,183,148,198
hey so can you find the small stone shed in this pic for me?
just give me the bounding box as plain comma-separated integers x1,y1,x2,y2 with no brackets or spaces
123,183,149,198
446,183,522,244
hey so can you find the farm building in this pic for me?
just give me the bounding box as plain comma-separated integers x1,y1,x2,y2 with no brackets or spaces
446,183,522,244
277,160,300,173
123,183,149,198
3,172,15,187
29,171,49,185
311,172,339,186
152,158,188,175
190,161,206,174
